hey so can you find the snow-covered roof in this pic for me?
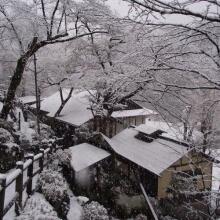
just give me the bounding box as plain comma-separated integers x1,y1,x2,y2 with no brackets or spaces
32,89,94,126
112,108,158,118
70,143,110,172
103,127,190,176
136,121,203,143
31,89,155,127
19,96,41,104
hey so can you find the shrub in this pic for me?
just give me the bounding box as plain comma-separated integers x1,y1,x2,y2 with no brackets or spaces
15,193,61,220
49,149,71,171
37,169,70,219
31,122,56,146
83,201,109,220
135,214,148,220
0,128,22,172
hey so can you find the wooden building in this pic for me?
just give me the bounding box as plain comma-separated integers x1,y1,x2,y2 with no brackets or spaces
69,143,111,195
26,89,158,139
102,122,213,200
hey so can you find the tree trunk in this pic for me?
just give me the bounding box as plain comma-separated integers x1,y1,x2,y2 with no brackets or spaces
0,56,27,120
54,87,73,117
0,37,39,120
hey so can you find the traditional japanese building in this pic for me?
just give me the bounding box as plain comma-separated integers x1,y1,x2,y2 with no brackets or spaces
26,89,158,139
102,122,213,199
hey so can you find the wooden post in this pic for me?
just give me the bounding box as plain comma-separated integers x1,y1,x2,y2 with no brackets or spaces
34,53,41,135
26,154,34,196
46,146,53,169
15,162,24,215
0,175,6,220
18,112,21,131
39,149,44,171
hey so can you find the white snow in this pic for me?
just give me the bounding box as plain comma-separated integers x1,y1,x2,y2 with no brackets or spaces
2,156,46,220
103,128,189,176
0,101,2,111
56,90,94,126
212,149,220,191
17,108,36,143
15,192,60,220
67,196,83,220
31,89,152,127
139,121,203,143
70,143,110,172
19,96,39,104
77,196,89,205
32,89,94,126
112,108,158,118
6,169,21,186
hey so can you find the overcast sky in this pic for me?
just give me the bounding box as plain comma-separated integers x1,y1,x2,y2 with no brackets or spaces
106,0,217,24
107,0,130,17
106,0,192,23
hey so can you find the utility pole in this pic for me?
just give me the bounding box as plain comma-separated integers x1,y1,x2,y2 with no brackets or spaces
34,53,41,134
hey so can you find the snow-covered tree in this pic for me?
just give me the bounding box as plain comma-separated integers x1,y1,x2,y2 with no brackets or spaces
83,201,109,220
0,0,111,119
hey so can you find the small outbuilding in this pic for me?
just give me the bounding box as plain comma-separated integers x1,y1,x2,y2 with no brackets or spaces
69,143,111,193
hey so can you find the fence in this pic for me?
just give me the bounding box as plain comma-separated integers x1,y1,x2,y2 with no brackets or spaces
0,145,58,220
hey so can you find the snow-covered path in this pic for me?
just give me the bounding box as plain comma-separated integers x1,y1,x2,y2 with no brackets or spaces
67,196,83,220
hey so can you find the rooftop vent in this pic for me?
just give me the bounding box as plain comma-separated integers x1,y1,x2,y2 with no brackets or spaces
135,132,154,143
135,129,165,143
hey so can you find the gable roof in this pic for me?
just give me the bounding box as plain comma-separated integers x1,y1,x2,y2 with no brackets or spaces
31,89,156,127
103,126,191,176
70,143,110,172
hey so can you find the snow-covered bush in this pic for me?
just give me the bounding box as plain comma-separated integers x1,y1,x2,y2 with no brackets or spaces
15,193,61,220
49,149,71,171
31,123,56,146
83,201,109,220
135,214,148,220
0,128,21,172
18,121,56,153
75,124,97,143
0,128,14,143
37,169,70,219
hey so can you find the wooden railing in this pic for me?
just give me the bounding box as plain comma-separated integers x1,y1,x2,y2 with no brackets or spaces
140,183,159,220
0,146,58,220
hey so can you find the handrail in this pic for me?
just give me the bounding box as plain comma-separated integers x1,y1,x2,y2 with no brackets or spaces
0,145,57,220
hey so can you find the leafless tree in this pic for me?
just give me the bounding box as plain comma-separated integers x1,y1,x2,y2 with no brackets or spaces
0,0,109,119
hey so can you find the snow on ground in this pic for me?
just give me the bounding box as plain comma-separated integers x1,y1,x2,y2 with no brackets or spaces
67,196,83,220
212,149,220,191
15,192,60,220
16,109,35,143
